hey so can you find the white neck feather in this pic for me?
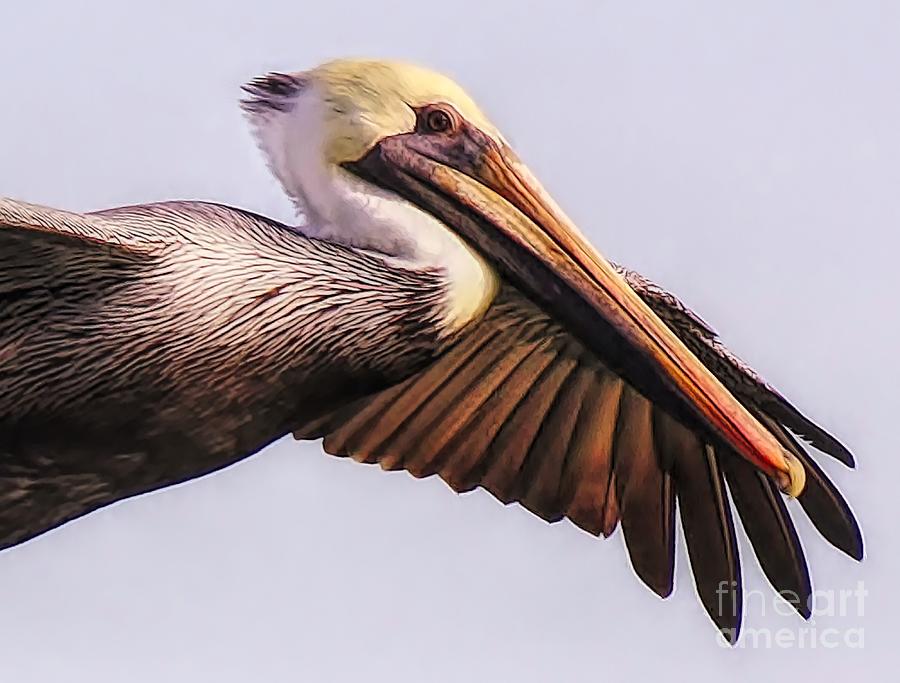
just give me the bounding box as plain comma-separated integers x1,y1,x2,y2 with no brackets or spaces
245,87,499,335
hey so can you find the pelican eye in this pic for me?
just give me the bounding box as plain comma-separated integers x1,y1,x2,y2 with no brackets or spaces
422,107,455,134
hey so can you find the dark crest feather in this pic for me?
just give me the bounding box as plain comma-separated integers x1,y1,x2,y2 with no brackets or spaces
240,72,308,114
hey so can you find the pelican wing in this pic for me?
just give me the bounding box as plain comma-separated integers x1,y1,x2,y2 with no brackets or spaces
0,198,445,552
0,199,164,548
0,198,163,256
294,281,861,641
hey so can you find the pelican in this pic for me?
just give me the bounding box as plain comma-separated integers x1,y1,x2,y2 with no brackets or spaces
0,59,861,642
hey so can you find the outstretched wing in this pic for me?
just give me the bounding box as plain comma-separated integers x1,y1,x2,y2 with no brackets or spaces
294,279,861,643
0,198,167,548
0,198,444,553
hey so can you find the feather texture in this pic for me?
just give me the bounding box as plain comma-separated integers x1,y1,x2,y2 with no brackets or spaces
0,198,448,549
0,197,860,642
297,281,860,642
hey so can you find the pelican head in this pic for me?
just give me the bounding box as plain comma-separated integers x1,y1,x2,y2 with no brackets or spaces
241,60,499,217
240,58,805,496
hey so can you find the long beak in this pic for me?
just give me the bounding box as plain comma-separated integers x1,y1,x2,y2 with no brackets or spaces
345,133,805,496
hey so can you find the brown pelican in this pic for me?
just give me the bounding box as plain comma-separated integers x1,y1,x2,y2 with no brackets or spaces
0,59,861,642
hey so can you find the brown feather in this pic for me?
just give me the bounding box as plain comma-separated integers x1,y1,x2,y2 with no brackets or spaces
752,410,863,560
384,324,521,478
438,337,558,492
656,410,742,642
721,451,812,618
560,372,623,537
518,351,596,522
325,319,502,466
613,390,676,598
294,278,860,643
480,345,578,503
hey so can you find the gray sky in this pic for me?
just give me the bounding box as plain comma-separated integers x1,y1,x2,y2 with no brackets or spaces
0,1,896,680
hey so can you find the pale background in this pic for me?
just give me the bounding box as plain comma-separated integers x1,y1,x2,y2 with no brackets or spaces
0,1,896,680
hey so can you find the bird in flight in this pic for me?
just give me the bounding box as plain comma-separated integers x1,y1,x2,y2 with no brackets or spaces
0,59,861,642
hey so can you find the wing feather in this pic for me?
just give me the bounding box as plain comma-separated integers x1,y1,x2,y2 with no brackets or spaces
480,343,577,504
721,452,812,618
754,410,863,560
1,197,160,257
519,355,596,522
614,391,676,598
560,372,623,537
295,271,860,641
438,337,558,492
